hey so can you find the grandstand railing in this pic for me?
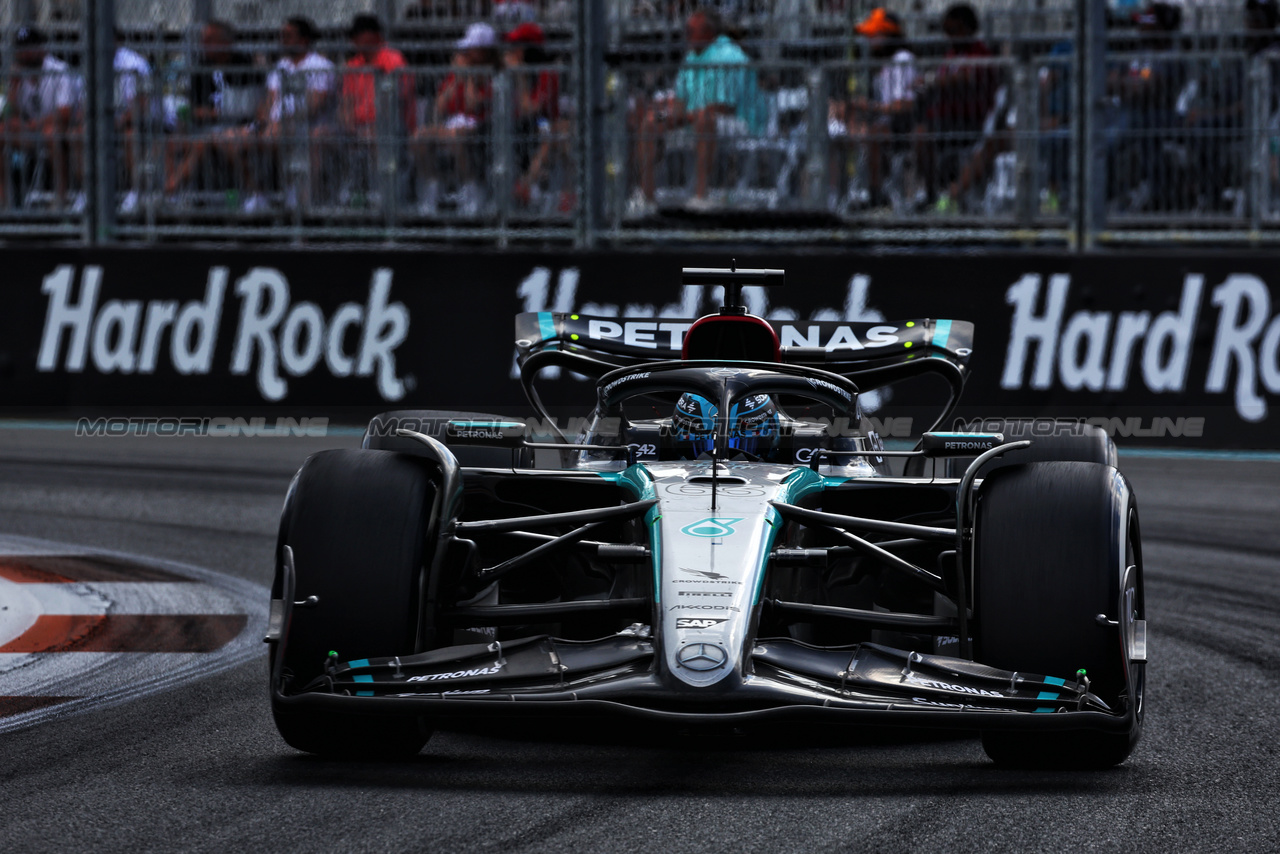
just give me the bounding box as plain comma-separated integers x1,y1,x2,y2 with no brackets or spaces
1,0,1279,246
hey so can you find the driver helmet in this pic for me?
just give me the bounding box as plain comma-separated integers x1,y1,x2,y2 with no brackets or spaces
672,393,780,459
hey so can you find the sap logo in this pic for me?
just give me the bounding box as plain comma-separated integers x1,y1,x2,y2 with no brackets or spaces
676,618,728,629
36,265,409,402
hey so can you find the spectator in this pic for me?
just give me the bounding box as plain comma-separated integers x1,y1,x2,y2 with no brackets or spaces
114,30,152,215
341,14,414,136
164,20,267,211
835,8,916,209
412,22,499,216
1246,0,1280,204
912,2,999,208
1,26,83,211
263,16,336,208
505,22,570,211
632,9,763,214
334,13,414,208
1108,2,1186,211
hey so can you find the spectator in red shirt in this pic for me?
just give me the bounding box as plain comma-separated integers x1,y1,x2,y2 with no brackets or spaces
412,22,500,217
340,14,413,136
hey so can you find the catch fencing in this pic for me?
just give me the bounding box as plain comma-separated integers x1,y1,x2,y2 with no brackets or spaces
2,0,1280,246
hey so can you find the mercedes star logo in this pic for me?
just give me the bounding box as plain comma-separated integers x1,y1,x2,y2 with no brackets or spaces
676,643,728,671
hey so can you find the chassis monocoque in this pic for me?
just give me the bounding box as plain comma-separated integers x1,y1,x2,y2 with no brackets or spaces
268,268,1147,768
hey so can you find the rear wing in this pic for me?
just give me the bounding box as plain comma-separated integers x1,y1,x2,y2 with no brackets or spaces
516,312,973,375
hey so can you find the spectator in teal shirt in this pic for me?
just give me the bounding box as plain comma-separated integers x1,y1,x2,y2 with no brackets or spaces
634,10,763,213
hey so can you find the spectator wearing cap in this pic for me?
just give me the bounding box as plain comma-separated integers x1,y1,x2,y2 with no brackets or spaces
412,22,499,216
632,9,764,214
261,17,336,209
1,26,83,211
833,8,916,208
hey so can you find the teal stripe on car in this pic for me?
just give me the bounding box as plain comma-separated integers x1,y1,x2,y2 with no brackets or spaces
353,673,373,697
538,311,556,342
347,658,370,669
931,319,952,350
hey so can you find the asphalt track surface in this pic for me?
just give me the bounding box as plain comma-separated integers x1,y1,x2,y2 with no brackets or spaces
0,427,1278,852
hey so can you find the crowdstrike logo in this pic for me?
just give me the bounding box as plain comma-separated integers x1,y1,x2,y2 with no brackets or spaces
36,265,410,402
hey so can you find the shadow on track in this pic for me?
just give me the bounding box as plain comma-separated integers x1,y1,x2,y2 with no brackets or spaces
247,718,1142,799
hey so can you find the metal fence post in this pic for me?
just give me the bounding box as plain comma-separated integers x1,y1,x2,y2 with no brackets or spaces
1249,54,1269,232
1013,57,1036,226
283,72,308,244
86,0,116,244
804,67,827,211
577,0,606,247
376,73,398,237
1077,0,1107,251
606,69,626,235
493,69,512,246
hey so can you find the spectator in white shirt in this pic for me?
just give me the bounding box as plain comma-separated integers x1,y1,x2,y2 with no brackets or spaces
114,32,152,214
1,26,83,210
266,17,335,129
262,17,335,208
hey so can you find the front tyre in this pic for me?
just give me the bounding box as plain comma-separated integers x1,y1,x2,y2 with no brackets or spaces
974,461,1145,769
270,449,439,758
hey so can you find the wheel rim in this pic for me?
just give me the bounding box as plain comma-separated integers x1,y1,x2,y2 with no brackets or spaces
1122,506,1145,726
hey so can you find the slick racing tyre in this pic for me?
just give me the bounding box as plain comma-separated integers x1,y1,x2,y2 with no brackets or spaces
271,449,438,758
974,461,1145,769
363,409,526,468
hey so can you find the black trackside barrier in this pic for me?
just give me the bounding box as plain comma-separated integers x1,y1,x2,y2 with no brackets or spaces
8,246,1280,448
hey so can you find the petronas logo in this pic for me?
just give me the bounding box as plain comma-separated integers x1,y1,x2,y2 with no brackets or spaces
681,518,743,538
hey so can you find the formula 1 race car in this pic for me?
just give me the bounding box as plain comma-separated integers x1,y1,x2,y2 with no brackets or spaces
268,267,1146,769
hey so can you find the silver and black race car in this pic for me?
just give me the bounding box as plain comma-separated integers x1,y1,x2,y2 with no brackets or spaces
267,267,1146,768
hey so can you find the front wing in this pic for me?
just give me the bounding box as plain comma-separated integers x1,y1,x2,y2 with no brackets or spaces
273,634,1133,734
